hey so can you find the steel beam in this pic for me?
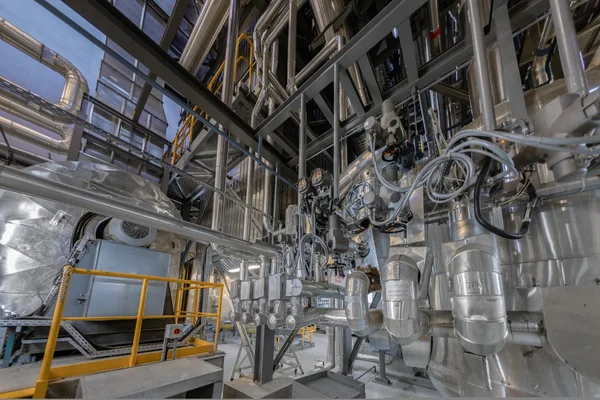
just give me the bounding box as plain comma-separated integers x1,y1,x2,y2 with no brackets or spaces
313,94,334,125
59,0,290,175
256,0,429,139
431,83,471,103
286,0,550,166
339,68,365,116
397,19,419,83
357,55,382,104
132,0,187,123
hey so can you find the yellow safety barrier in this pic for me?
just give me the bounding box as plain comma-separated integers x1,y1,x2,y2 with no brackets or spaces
169,33,255,164
31,265,224,398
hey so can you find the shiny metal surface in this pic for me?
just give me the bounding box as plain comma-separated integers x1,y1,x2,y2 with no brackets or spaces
444,238,508,356
428,190,600,396
0,16,88,113
0,162,181,316
179,0,229,75
541,286,600,385
344,271,382,336
381,252,425,345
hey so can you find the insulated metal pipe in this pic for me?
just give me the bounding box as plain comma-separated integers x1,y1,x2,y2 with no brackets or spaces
294,36,343,85
179,0,229,75
212,0,240,233
240,157,255,281
0,17,88,114
345,271,384,336
299,92,307,189
466,0,496,130
549,0,589,94
0,166,278,257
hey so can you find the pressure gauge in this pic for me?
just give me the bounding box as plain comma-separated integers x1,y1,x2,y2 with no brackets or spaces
311,168,332,188
298,177,311,193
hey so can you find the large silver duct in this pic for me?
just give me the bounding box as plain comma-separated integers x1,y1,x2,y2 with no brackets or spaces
0,162,181,316
344,271,383,336
381,254,426,345
0,17,88,114
0,165,279,258
179,0,230,76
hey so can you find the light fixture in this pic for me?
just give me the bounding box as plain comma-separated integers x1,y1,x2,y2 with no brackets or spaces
227,264,261,273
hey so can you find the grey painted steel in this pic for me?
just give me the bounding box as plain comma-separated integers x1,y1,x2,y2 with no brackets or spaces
467,0,496,130
256,0,429,139
357,55,382,104
286,0,550,166
52,0,292,182
287,0,298,90
333,63,341,199
431,83,470,103
339,68,365,116
0,166,278,257
313,93,334,124
253,325,275,383
299,92,307,187
492,4,528,120
132,0,187,122
549,0,589,94
398,19,419,83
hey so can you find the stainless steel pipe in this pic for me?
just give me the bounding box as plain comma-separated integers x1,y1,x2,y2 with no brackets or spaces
0,166,279,257
179,0,229,75
333,63,341,199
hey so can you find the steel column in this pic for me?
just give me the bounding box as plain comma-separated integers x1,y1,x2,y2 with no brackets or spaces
493,3,528,119
333,64,341,199
467,0,496,130
549,0,589,94
253,326,275,383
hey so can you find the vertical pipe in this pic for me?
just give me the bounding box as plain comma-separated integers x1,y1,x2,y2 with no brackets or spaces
129,278,149,367
333,63,341,199
271,163,280,244
214,286,224,352
549,0,589,94
428,0,441,56
241,157,254,281
287,0,298,91
467,0,496,130
212,0,240,232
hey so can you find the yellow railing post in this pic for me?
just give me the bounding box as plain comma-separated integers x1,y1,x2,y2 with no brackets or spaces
193,288,200,325
213,287,224,352
129,278,149,367
175,288,182,324
33,265,73,398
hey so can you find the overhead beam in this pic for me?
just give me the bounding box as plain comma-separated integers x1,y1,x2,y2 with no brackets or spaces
255,0,429,139
59,0,292,178
132,0,188,122
431,83,471,103
286,0,550,166
339,68,365,116
357,55,382,104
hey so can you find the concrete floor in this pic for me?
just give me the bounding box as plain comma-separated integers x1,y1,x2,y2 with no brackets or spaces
218,331,440,398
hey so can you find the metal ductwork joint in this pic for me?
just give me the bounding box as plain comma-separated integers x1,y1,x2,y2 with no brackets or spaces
381,254,427,345
443,236,507,356
344,271,382,336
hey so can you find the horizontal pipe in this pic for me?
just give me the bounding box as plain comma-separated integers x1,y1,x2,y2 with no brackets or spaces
0,113,70,154
0,166,279,257
0,16,88,114
294,36,343,85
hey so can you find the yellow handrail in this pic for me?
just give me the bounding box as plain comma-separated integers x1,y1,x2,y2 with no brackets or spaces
32,266,224,398
169,33,255,164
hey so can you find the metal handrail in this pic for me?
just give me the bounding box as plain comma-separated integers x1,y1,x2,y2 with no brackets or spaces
32,265,224,398
170,33,255,164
